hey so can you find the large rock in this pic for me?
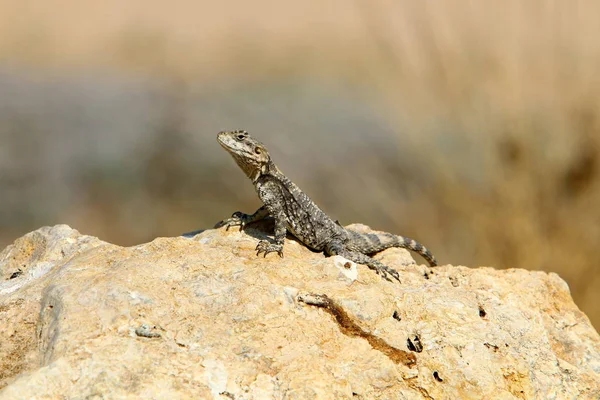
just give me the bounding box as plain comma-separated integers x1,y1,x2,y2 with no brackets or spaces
0,223,599,399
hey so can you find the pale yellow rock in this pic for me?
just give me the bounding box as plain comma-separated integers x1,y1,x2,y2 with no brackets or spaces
0,223,599,399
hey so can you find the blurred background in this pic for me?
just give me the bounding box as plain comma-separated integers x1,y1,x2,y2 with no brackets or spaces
1,1,599,329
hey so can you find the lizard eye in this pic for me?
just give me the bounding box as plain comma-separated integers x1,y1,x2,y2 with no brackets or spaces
236,134,245,141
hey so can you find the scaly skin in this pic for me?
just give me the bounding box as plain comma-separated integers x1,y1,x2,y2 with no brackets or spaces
217,130,438,282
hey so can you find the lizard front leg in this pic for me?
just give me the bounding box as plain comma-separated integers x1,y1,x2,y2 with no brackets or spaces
255,210,286,258
221,205,269,231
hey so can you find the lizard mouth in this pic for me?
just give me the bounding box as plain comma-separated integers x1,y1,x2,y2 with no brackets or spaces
216,131,234,150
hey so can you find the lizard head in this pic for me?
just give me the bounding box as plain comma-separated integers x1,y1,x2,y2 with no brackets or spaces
217,130,271,181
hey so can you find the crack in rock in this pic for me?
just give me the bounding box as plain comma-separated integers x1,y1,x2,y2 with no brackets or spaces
298,292,416,367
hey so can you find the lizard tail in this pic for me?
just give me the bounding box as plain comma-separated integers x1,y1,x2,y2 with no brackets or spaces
394,235,438,267
347,230,438,267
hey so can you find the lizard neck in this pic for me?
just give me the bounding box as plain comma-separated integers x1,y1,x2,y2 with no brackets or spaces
251,159,281,184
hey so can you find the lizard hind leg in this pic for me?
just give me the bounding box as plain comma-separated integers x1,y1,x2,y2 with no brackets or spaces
325,241,401,283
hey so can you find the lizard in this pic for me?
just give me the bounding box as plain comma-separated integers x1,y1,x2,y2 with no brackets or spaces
216,130,438,282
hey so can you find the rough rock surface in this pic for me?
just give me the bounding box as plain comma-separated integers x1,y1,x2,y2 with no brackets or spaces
0,223,599,399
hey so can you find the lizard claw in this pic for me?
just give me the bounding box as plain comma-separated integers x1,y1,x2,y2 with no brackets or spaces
222,211,247,231
378,266,401,283
256,240,284,258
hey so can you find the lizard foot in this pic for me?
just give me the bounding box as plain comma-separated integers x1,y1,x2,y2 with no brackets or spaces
222,211,249,231
256,240,284,258
375,265,401,283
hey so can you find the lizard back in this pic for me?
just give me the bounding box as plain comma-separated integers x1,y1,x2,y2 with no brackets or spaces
256,173,344,251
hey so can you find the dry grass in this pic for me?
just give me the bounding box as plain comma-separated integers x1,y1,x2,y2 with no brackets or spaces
1,0,599,328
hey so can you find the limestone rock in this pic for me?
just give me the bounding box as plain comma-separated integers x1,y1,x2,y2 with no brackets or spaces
0,223,599,399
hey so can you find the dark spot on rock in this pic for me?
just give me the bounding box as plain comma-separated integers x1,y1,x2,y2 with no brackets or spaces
392,310,402,321
9,270,23,280
484,342,499,352
433,371,443,382
344,262,352,269
407,335,423,353
479,306,487,318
